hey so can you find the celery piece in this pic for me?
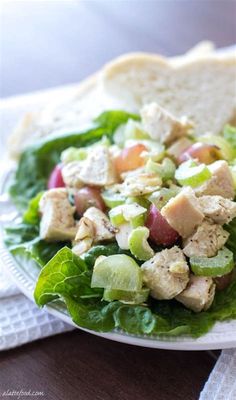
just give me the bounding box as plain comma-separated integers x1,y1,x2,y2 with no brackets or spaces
175,160,211,187
190,247,234,277
102,190,126,208
109,203,146,227
61,147,87,163
129,226,154,261
148,187,180,209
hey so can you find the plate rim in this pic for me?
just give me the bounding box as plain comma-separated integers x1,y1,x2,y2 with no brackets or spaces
1,235,236,351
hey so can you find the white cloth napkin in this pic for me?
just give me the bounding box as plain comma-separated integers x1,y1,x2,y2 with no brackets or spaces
0,261,73,351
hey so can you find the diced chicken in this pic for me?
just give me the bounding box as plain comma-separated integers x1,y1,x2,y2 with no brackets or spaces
141,102,192,144
61,161,84,188
161,187,204,238
83,207,117,242
75,216,95,241
122,171,162,196
199,195,236,224
195,160,235,199
176,275,216,312
183,219,229,258
39,188,77,241
79,146,118,187
167,137,193,160
72,238,93,256
72,216,95,256
141,246,189,300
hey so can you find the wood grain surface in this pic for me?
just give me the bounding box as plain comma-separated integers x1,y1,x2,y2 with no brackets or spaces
1,1,236,399
0,330,218,400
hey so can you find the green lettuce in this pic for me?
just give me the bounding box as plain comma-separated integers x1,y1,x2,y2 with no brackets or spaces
33,246,236,337
4,191,66,267
9,110,139,210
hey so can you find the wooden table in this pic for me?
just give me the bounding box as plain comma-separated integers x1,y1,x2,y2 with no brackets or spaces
1,1,235,399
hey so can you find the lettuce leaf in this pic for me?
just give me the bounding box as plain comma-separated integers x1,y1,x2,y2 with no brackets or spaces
9,110,139,210
34,247,102,306
33,246,236,337
225,218,236,259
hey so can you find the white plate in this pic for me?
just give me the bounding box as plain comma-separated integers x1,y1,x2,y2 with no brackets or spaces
1,170,236,351
1,49,236,350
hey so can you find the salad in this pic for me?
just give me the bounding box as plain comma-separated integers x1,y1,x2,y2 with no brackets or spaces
4,104,236,338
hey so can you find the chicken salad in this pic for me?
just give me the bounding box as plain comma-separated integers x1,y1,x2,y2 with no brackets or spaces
4,106,236,337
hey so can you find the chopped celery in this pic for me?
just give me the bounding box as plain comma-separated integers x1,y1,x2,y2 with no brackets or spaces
61,147,87,163
190,247,234,277
128,227,154,261
109,207,126,226
148,187,180,209
103,288,149,304
102,190,126,208
125,196,150,209
175,160,211,187
91,254,143,291
145,159,163,175
124,119,150,140
198,134,235,161
146,158,176,181
109,203,146,227
161,158,176,181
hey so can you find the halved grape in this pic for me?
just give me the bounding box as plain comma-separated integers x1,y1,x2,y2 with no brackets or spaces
91,254,143,291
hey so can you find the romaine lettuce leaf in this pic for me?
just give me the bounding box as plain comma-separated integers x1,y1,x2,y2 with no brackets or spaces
33,246,236,337
34,247,102,306
9,110,139,210
225,218,236,260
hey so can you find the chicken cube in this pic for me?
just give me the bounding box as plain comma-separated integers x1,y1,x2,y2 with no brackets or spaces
141,246,189,300
195,160,235,199
61,161,84,188
72,216,95,256
39,188,77,241
176,275,216,312
83,207,116,242
183,220,229,258
199,195,236,224
161,187,204,238
79,146,118,187
141,102,191,144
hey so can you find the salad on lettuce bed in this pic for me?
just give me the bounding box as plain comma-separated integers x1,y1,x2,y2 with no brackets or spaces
4,104,236,338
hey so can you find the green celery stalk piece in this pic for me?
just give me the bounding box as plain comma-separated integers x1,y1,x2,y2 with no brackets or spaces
175,160,211,188
128,226,154,261
190,247,234,277
102,191,126,208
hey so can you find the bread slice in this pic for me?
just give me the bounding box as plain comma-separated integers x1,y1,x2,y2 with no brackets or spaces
7,43,235,158
101,52,236,136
